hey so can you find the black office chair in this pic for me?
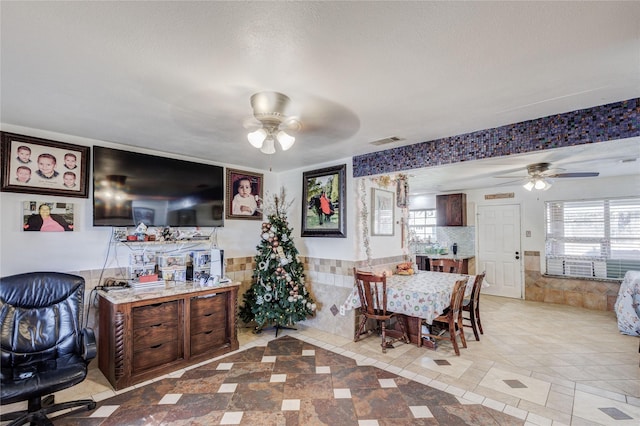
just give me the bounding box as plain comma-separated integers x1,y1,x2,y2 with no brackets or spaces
0,272,97,425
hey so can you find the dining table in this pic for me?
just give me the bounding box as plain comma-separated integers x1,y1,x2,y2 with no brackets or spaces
343,270,476,325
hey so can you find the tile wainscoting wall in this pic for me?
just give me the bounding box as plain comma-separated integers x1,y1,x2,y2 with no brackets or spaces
70,252,619,352
524,251,621,311
228,255,409,340
73,255,409,344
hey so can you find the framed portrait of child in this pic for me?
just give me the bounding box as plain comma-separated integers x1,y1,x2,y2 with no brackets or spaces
1,132,90,198
225,168,263,220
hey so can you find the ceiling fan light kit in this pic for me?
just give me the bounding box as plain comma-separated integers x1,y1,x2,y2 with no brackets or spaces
246,91,299,154
524,177,552,191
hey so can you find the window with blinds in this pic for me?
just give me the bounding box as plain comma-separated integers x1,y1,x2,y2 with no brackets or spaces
408,209,436,242
545,197,640,279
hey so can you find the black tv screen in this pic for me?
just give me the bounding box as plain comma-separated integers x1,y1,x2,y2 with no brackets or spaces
93,146,224,227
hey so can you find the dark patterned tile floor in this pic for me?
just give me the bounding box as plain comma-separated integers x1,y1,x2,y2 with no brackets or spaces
53,335,523,425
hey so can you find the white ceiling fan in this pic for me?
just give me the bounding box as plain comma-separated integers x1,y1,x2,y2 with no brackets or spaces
244,91,302,154
496,162,599,190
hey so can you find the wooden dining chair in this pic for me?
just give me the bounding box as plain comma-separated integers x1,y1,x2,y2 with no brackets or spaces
430,258,464,273
462,271,486,341
353,268,409,353
421,277,469,355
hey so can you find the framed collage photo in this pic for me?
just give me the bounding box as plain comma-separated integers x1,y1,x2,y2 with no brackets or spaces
301,164,346,238
371,188,395,236
1,132,90,198
225,168,264,220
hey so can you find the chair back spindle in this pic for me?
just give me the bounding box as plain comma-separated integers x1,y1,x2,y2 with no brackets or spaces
353,268,408,352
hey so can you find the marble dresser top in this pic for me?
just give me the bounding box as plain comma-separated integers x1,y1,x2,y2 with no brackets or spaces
98,280,240,304
415,254,475,260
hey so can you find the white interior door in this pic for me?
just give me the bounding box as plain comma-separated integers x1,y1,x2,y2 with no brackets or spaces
477,204,523,298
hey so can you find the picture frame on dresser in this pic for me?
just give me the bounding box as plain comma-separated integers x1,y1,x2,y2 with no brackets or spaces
301,164,346,238
1,132,90,198
225,168,264,220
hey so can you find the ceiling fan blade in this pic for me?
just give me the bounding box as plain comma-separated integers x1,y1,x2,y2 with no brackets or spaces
243,116,261,130
548,172,600,178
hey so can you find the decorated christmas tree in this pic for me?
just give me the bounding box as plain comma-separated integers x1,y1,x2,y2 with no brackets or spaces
240,188,316,333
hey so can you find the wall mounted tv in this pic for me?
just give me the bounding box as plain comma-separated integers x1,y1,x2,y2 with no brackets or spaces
93,146,224,227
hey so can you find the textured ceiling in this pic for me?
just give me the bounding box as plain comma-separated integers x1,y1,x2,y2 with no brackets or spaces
1,2,639,192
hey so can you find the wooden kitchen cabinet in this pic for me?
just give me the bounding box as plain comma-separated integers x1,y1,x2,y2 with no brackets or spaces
98,283,239,390
436,193,467,226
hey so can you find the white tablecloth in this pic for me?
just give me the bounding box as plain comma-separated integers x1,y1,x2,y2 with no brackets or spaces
614,270,640,336
343,271,474,324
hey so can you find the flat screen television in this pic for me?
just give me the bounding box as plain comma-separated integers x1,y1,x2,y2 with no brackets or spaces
93,146,224,227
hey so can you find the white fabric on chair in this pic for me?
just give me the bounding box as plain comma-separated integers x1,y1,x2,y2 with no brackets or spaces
614,270,640,336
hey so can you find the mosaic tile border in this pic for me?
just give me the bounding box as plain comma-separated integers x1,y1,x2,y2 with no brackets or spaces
353,98,640,177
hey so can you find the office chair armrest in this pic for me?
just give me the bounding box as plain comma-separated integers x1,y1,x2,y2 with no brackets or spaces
81,328,97,361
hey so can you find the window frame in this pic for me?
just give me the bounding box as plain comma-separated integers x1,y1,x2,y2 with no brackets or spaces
544,196,640,279
407,208,437,243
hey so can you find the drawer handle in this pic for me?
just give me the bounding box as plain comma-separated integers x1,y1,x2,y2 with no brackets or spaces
150,343,162,349
150,323,162,328
204,313,213,317
204,330,213,335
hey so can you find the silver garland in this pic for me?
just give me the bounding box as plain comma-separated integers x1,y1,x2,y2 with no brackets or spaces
359,179,372,269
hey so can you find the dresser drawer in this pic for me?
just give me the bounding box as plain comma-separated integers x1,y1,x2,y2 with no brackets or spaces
132,301,179,329
190,293,225,317
191,311,225,335
133,322,179,350
133,340,179,371
191,328,227,356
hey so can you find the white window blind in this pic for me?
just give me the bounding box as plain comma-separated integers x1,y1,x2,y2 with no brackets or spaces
408,209,436,242
545,197,640,279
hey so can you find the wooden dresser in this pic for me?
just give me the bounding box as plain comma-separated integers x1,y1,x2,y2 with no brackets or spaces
98,282,239,390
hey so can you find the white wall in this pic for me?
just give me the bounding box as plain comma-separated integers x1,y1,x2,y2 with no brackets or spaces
2,125,637,277
278,160,358,261
463,174,640,271
0,125,277,277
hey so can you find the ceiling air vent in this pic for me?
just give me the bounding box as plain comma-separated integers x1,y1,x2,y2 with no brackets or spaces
370,136,404,146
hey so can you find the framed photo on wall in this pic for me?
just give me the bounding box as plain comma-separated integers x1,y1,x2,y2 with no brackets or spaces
1,132,90,198
301,164,346,238
371,188,395,236
22,200,75,232
225,168,263,220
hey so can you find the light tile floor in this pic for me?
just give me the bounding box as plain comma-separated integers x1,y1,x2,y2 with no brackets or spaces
2,295,638,425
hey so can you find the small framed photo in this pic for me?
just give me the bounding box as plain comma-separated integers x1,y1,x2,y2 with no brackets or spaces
192,250,211,268
301,164,346,238
22,200,75,232
1,132,90,198
371,188,395,236
157,254,186,268
225,168,263,220
130,253,145,266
